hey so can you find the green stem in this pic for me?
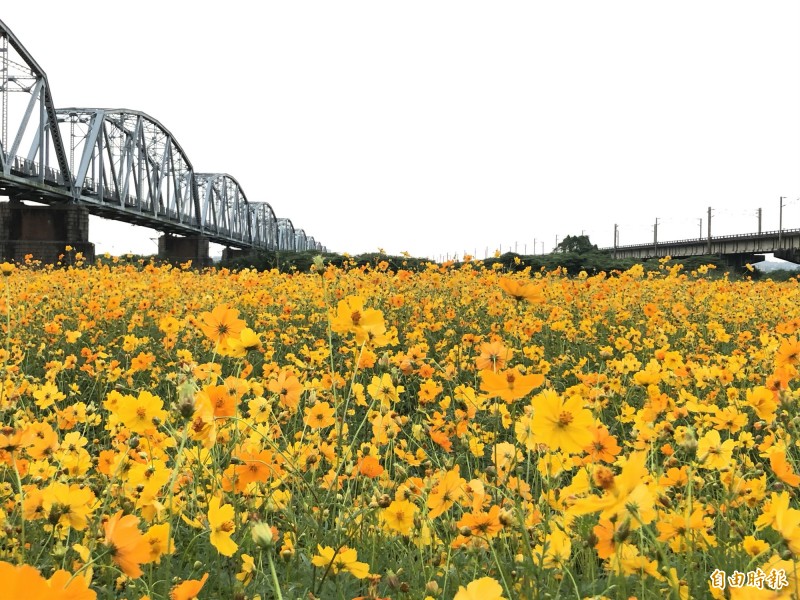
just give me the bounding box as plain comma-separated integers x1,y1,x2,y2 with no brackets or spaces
267,551,284,600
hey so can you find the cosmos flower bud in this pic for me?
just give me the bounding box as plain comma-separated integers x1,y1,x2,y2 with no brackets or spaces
251,522,275,549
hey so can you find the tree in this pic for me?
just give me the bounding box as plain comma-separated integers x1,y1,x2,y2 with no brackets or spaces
555,235,597,254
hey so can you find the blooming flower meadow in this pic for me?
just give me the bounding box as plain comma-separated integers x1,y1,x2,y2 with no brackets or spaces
1,256,799,599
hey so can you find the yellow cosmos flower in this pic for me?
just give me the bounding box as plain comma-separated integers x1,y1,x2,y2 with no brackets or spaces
453,576,506,600
208,497,238,557
381,499,417,536
330,295,386,345
696,430,735,470
115,391,168,434
530,389,594,453
311,545,370,579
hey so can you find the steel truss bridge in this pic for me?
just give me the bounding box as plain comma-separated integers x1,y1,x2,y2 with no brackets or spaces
0,19,324,254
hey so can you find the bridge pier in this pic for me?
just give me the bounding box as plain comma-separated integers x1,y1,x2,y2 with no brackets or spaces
157,234,213,267
0,201,95,264
774,250,800,265
221,247,256,262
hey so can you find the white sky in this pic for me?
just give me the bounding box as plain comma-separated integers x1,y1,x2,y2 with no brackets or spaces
3,1,799,260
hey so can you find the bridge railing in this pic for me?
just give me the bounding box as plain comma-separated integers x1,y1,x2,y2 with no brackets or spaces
605,228,800,251
9,155,67,187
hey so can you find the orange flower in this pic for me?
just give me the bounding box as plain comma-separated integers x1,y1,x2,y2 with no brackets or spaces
304,401,335,429
0,561,50,599
358,455,384,478
103,510,151,578
457,505,503,539
170,573,209,600
427,465,466,519
197,304,246,348
474,341,514,372
776,337,800,369
770,450,800,487
268,370,303,411
499,277,544,303
582,425,621,463
479,368,544,403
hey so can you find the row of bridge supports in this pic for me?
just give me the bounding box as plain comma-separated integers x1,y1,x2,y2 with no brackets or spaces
0,201,253,266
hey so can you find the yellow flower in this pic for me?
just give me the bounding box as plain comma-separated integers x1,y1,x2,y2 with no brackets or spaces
143,523,173,564
330,295,386,345
696,430,735,470
530,389,594,453
208,497,238,557
236,554,256,586
381,499,417,536
310,545,369,579
453,576,506,600
114,391,168,434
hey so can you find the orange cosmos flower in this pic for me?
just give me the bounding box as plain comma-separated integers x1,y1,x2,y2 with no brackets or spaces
48,569,96,600
358,455,384,478
268,370,303,411
103,510,151,578
457,505,503,539
776,337,800,370
499,277,544,303
479,368,544,403
197,304,246,348
304,401,336,429
746,386,778,422
582,425,621,464
770,449,800,487
427,465,466,519
199,384,237,418
474,340,514,372
170,573,209,600
0,561,50,599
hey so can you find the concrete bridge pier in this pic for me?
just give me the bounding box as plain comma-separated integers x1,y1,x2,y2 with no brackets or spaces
774,249,800,265
221,247,256,262
158,234,213,267
0,201,95,264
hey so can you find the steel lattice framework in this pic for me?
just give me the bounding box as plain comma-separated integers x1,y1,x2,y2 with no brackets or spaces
0,18,324,253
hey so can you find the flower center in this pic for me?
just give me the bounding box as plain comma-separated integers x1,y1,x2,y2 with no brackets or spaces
557,411,574,426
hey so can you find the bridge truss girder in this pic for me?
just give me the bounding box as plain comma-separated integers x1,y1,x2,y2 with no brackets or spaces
0,18,71,196
0,18,326,253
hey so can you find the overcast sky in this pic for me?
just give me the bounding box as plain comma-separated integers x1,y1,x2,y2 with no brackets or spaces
3,1,799,259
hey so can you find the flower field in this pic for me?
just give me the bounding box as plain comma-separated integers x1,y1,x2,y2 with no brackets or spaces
2,256,800,599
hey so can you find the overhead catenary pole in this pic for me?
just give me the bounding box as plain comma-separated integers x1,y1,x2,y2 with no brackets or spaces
653,218,659,254
613,223,618,259
780,196,785,248
707,207,712,254
757,208,762,235
698,218,703,239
